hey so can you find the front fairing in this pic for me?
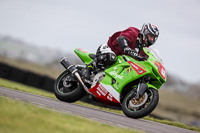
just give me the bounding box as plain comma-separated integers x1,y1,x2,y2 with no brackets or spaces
101,47,166,93
101,55,151,93
143,47,167,82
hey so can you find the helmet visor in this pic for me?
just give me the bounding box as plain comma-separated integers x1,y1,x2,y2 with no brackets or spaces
147,33,157,45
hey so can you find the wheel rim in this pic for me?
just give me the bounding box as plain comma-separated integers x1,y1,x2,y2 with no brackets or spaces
125,89,153,112
57,73,78,94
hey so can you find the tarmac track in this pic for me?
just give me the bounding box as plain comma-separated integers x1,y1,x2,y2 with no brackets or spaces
0,87,198,133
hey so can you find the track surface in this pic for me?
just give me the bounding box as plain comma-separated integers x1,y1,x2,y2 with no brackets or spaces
0,87,198,133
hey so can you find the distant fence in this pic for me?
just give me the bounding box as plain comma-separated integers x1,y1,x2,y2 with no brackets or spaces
0,62,55,92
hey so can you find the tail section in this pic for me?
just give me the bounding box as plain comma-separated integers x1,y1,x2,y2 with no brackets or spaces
74,48,95,65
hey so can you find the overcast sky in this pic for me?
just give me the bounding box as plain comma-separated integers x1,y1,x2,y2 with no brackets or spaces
0,0,200,83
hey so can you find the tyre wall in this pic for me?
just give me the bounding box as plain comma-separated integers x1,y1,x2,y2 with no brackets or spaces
0,62,121,110
0,62,54,92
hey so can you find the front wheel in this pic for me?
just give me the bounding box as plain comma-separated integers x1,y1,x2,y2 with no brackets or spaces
54,70,85,103
122,88,159,118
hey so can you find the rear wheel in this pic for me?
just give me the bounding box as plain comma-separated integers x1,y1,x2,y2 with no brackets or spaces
54,70,85,103
122,88,159,118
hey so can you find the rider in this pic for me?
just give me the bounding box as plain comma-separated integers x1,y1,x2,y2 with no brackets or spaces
82,23,159,83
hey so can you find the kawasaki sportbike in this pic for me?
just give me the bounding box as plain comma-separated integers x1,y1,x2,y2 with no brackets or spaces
54,47,167,118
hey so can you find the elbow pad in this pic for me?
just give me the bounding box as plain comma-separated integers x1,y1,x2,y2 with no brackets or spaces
117,36,130,52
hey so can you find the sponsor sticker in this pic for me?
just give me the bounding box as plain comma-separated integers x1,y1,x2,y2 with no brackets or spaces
113,84,119,90
123,72,128,76
89,83,120,104
139,70,143,73
118,58,122,63
153,61,166,80
136,63,146,69
126,67,132,73
152,25,157,31
128,61,146,75
78,48,88,53
109,71,123,80
154,61,160,68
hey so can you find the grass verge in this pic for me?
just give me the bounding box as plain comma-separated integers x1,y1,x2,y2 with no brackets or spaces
0,96,141,133
0,78,200,132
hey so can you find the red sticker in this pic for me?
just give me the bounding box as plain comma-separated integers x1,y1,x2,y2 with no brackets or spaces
128,61,146,75
158,64,166,79
78,48,88,53
154,61,166,79
89,83,119,104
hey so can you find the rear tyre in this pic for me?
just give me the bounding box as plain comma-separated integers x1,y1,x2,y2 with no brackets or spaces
122,88,159,118
54,70,85,103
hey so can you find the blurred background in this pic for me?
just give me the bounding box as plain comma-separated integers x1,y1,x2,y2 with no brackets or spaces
0,0,200,127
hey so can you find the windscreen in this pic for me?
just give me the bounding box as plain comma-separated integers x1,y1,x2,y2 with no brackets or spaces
146,48,164,64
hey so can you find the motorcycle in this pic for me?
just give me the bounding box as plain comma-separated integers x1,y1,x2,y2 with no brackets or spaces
54,47,167,118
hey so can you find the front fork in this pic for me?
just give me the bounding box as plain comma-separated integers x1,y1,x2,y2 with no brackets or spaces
135,81,148,100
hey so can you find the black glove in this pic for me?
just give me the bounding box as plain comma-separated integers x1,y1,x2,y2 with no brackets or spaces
124,47,146,61
124,47,138,58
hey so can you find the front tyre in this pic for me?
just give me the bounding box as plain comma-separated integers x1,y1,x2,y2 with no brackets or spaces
122,88,159,118
54,70,85,103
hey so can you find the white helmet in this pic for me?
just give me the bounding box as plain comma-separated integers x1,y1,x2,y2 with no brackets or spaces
141,23,159,46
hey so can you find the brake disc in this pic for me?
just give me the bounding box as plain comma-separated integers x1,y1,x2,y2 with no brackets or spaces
62,76,73,87
128,92,148,108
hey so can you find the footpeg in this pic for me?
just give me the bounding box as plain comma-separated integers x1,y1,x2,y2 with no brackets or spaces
83,79,92,85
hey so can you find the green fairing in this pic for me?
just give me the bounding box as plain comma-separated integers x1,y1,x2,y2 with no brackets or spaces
74,47,166,93
102,56,151,93
146,83,157,90
74,48,94,65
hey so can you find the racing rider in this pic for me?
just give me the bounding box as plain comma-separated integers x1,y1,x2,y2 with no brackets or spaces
82,23,160,84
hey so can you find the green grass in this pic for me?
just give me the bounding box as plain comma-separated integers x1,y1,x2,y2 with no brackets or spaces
159,90,200,117
0,96,142,133
0,78,55,99
0,78,122,114
144,116,200,132
0,78,200,132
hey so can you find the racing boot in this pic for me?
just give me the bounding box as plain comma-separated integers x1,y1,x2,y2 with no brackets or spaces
82,59,98,84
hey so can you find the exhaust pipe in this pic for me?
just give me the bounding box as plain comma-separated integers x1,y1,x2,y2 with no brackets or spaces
60,57,96,97
61,57,78,74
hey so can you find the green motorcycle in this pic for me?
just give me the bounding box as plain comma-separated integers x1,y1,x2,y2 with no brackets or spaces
54,47,166,118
